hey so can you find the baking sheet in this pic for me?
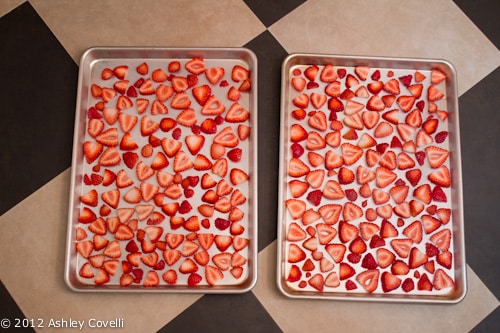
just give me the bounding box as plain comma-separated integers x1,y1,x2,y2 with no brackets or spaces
277,54,466,302
65,47,258,292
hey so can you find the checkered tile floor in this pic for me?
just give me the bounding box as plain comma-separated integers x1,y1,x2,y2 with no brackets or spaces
0,1,498,332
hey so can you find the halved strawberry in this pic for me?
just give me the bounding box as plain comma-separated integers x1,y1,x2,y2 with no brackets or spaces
376,248,395,268
397,95,416,112
433,268,454,290
381,272,401,292
356,269,380,293
230,64,249,82
428,85,444,101
214,126,239,147
409,247,428,269
384,78,400,95
390,238,413,258
414,184,432,204
436,251,453,269
341,143,363,165
391,259,410,275
425,146,449,168
226,103,250,123
366,95,385,111
212,158,228,178
376,166,397,188
285,199,306,219
373,121,393,138
327,96,344,112
430,228,451,251
322,179,345,200
288,158,310,177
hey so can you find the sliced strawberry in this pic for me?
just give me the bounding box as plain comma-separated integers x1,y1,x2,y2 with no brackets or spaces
428,85,444,101
366,95,385,111
318,64,337,82
396,95,416,112
173,150,194,173
425,146,449,168
414,184,432,204
341,143,363,165
285,199,306,219
376,248,395,268
433,268,454,290
327,96,343,112
390,238,413,258
376,166,397,188
409,247,428,269
391,259,410,275
381,271,401,293
229,64,249,82
322,180,345,199
384,79,400,95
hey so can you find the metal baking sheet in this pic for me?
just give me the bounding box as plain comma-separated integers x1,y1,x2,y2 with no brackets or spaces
65,47,258,292
277,53,466,302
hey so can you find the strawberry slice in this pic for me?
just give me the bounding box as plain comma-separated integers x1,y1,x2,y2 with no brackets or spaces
201,95,225,115
381,271,401,292
396,96,416,112
83,141,103,164
214,126,239,147
230,168,249,185
366,95,385,111
341,143,363,165
430,228,451,251
320,64,338,82
425,146,449,168
173,150,194,172
205,265,224,286
170,92,191,109
428,85,444,101
433,269,454,290
356,269,380,293
231,65,249,82
205,67,225,84
409,247,428,269
99,147,121,166
226,103,250,123
185,135,205,155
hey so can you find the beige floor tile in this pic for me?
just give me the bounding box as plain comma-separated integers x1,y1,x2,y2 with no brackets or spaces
0,0,24,17
0,169,202,333
31,0,266,64
269,0,500,96
254,241,499,333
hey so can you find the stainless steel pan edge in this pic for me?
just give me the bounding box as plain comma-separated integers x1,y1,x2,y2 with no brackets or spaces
277,53,466,303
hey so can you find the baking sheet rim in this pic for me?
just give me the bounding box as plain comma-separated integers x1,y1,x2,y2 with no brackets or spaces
65,46,258,293
276,53,467,303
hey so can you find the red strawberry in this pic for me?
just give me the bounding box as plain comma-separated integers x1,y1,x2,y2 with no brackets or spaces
402,278,415,293
367,81,383,94
367,95,385,111
397,95,416,112
361,253,378,270
339,262,356,280
318,64,337,82
433,268,454,290
338,221,359,243
428,85,444,101
113,65,128,79
184,57,205,75
349,236,367,254
381,271,401,292
409,247,428,269
226,103,250,123
390,239,413,258
376,248,395,268
376,166,397,188
291,77,306,92
356,269,379,293
327,97,344,112
430,228,451,252
437,251,453,269
384,78,400,94
231,65,249,82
